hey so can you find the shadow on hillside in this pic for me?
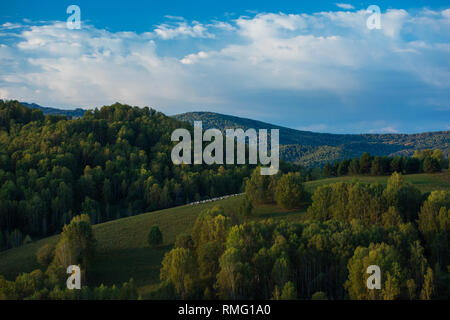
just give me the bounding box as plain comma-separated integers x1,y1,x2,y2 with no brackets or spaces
89,245,172,288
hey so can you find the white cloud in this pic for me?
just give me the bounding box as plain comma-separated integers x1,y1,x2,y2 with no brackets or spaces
180,51,209,65
1,22,23,30
381,9,409,38
154,22,214,39
336,3,355,10
0,23,213,109
235,13,307,39
164,15,185,21
443,9,450,19
208,21,235,31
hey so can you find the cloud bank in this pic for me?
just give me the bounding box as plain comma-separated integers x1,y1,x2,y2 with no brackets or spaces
0,8,449,133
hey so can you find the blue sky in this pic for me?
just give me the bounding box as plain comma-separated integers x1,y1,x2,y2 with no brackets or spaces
0,0,449,133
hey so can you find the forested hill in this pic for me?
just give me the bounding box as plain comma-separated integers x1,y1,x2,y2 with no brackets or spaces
174,112,450,167
0,100,251,250
16,103,450,167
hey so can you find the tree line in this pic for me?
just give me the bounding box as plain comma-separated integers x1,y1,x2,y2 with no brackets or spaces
322,150,448,178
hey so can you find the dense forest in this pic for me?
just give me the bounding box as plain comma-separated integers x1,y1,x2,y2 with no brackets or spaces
150,170,449,300
0,100,254,250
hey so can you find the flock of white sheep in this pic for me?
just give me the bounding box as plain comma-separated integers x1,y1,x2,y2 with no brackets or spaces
188,193,244,206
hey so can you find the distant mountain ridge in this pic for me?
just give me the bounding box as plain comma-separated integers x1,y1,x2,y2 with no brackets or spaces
174,111,450,167
20,102,86,118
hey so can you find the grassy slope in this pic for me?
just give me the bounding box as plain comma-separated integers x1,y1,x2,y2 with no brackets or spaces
0,173,448,296
304,172,450,193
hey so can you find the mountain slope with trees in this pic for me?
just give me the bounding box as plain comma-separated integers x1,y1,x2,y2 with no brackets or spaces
174,112,450,167
0,100,251,251
19,104,450,167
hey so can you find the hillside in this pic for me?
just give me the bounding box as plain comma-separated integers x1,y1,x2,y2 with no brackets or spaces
0,172,447,297
174,112,450,167
0,100,249,253
19,104,449,167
